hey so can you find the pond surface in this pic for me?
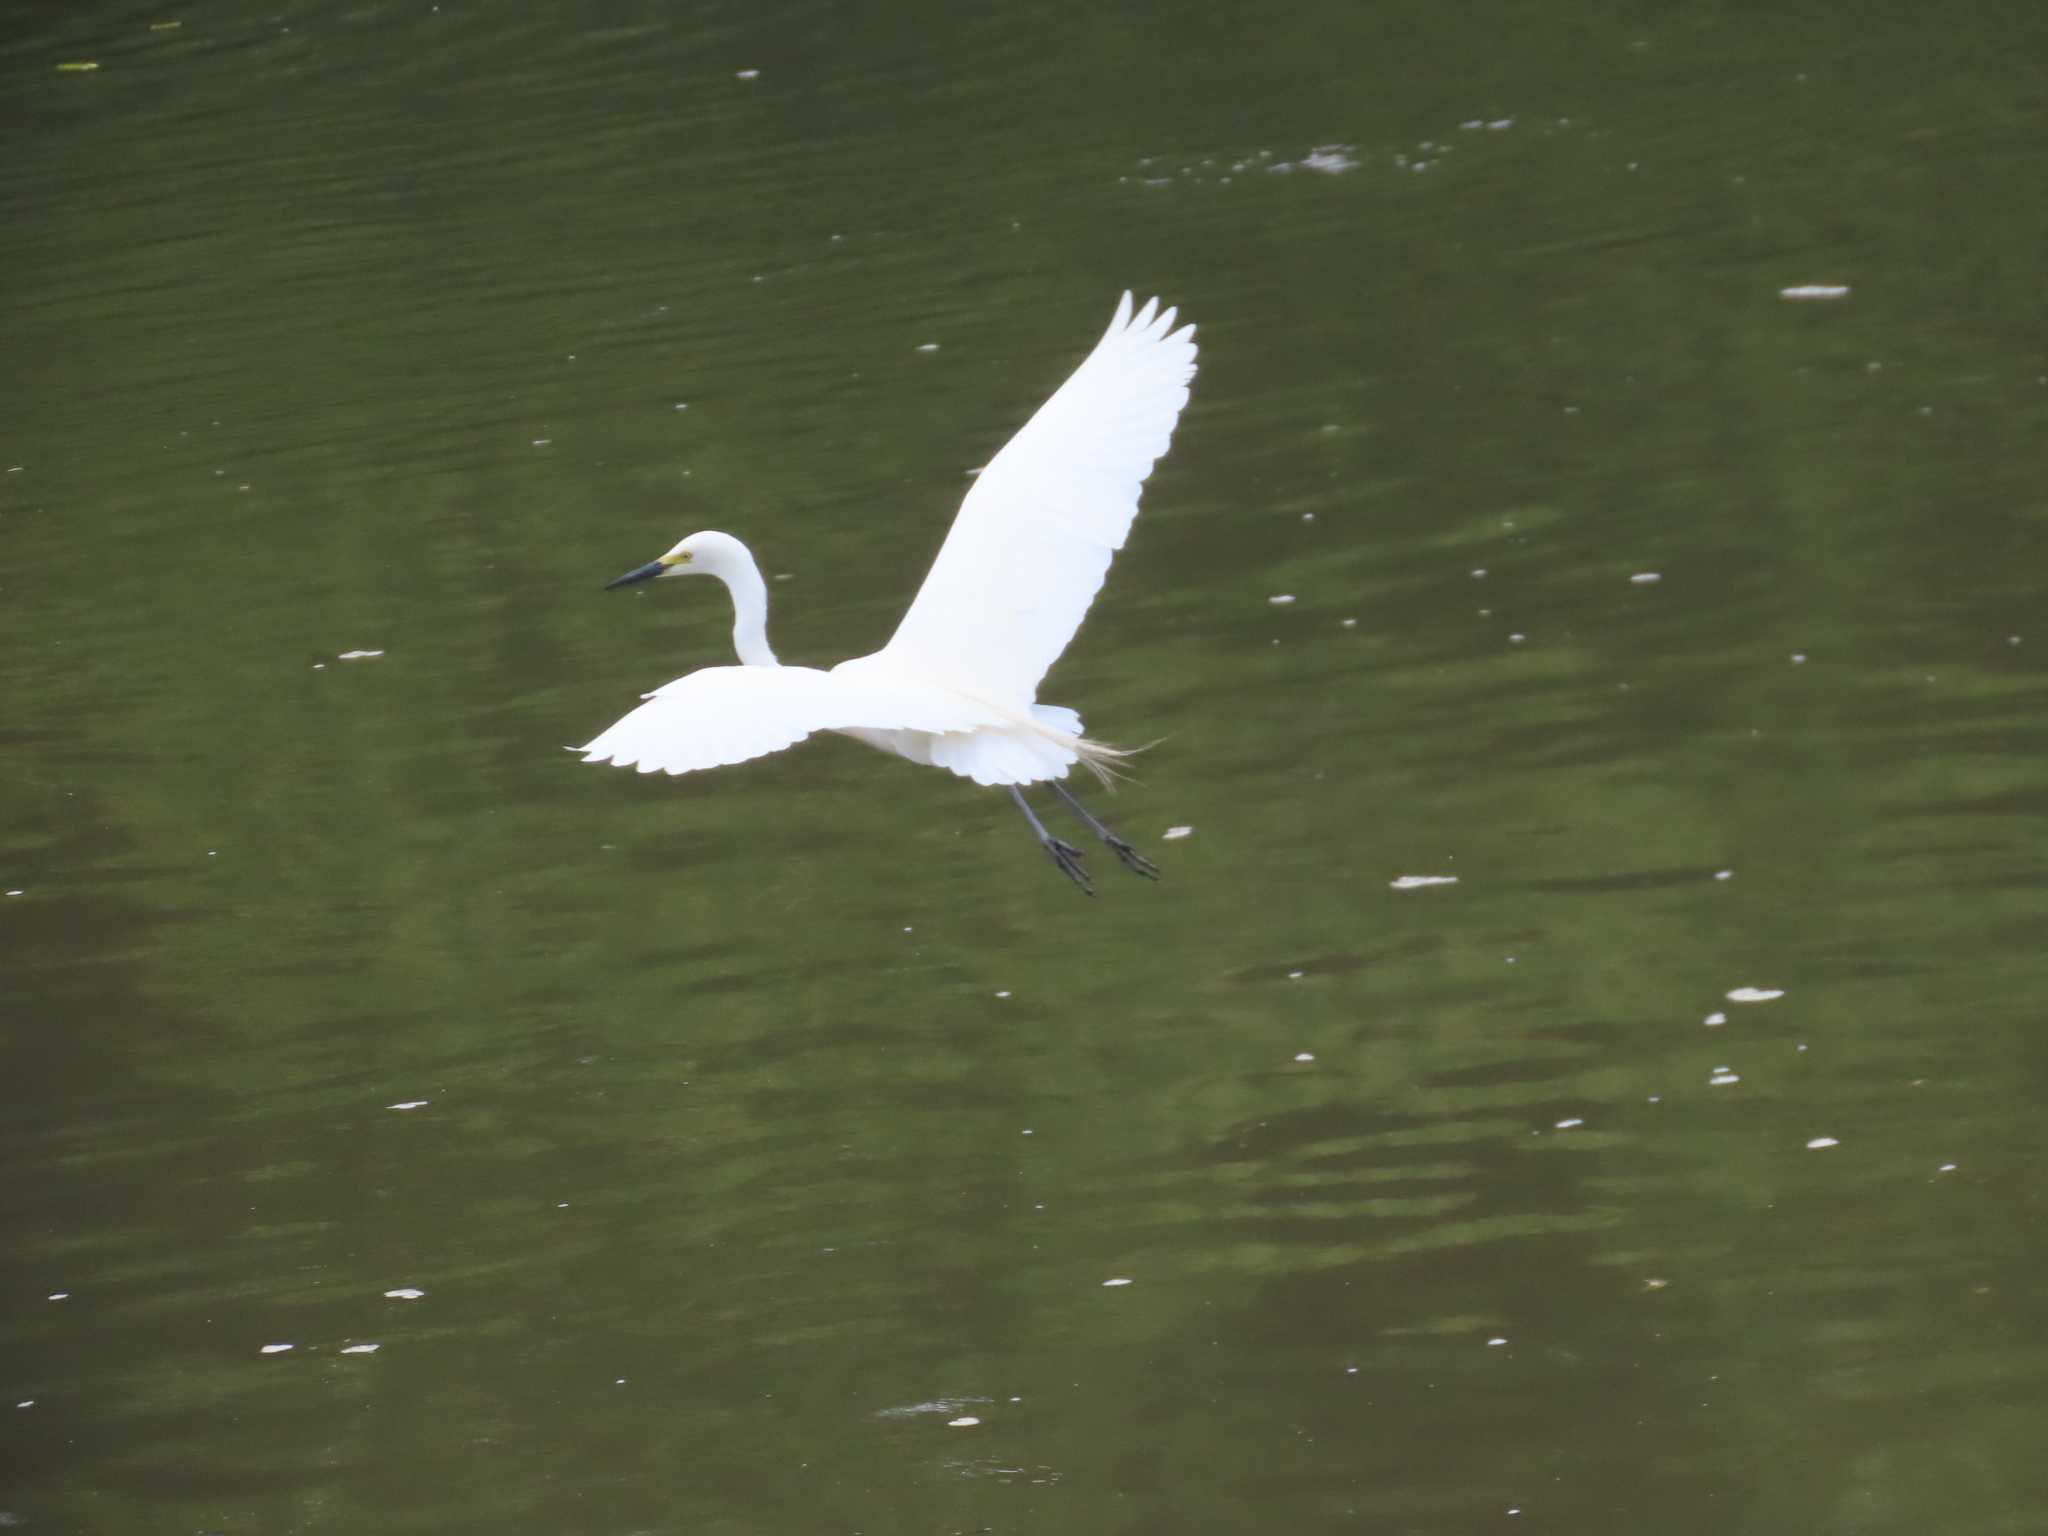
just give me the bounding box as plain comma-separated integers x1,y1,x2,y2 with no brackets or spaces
5,3,2047,1531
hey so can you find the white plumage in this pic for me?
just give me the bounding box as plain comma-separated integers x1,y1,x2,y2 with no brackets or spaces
578,292,1196,890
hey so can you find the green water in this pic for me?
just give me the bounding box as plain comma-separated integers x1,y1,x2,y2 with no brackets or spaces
6,2,2047,1531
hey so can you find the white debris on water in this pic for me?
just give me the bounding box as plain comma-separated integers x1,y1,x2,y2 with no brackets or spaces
1162,826,1193,841
1727,987,1784,1003
386,1100,429,1111
1703,1012,1727,1027
1268,593,1296,605
1780,284,1851,301
915,342,940,352
1390,875,1458,890
260,1343,294,1355
383,1288,426,1301
1102,1277,1133,1288
1709,1071,1741,1086
341,1343,381,1354
1294,1052,1315,1063
1555,1118,1583,1130
1714,869,1733,881
947,1416,981,1427
735,68,760,79
337,649,384,661
1630,572,1662,584
1805,1137,1839,1150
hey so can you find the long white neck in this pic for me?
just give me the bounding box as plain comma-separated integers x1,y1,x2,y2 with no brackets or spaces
717,551,777,667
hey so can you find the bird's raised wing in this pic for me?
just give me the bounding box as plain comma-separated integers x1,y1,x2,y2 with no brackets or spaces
576,665,1008,776
877,292,1196,703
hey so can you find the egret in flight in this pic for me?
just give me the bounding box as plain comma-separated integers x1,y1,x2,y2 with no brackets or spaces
579,292,1196,894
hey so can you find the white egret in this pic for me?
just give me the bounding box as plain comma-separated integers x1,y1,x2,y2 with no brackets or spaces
579,291,1196,894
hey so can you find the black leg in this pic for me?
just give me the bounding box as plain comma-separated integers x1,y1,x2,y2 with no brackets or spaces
1050,780,1160,880
1008,785,1093,895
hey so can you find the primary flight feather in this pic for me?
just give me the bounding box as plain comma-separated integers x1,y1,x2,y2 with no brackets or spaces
579,292,1197,894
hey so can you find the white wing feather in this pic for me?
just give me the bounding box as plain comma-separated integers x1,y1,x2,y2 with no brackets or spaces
877,292,1196,703
578,666,1009,776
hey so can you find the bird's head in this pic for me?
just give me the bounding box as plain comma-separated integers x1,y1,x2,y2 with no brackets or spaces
604,530,752,589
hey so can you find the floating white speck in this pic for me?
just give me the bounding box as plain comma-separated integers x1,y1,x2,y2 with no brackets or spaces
1470,568,1487,579
1102,1277,1133,1288
1508,632,1526,644
1301,512,1315,522
1713,869,1733,881
1555,1118,1583,1130
947,1415,980,1427
260,1343,294,1354
1790,653,1807,664
1630,572,1661,584
1709,1071,1740,1086
994,990,1011,999
1390,874,1458,890
1487,1336,1508,1346
1726,987,1784,1003
531,438,551,447
1268,593,1296,605
5,890,21,897
1301,145,1357,174
337,649,384,661
1287,969,1304,980
1340,617,1358,628
673,402,688,411
914,342,939,352
1780,284,1850,301
1703,1012,1727,1027
1805,1136,1839,1150
340,1343,380,1354
1938,1163,1957,1173
383,1288,426,1301
1162,825,1193,841
15,1399,33,1408
47,1293,67,1301
1294,1051,1315,1063
735,68,759,79
386,1100,429,1111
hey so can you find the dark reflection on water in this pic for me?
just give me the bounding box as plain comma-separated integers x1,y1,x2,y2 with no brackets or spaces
6,1,2048,1531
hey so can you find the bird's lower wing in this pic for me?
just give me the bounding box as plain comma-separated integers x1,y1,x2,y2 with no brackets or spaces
576,665,1009,776
878,292,1197,703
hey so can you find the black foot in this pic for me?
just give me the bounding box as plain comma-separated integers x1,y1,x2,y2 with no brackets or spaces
1102,834,1160,881
1040,835,1094,895
1049,780,1160,882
